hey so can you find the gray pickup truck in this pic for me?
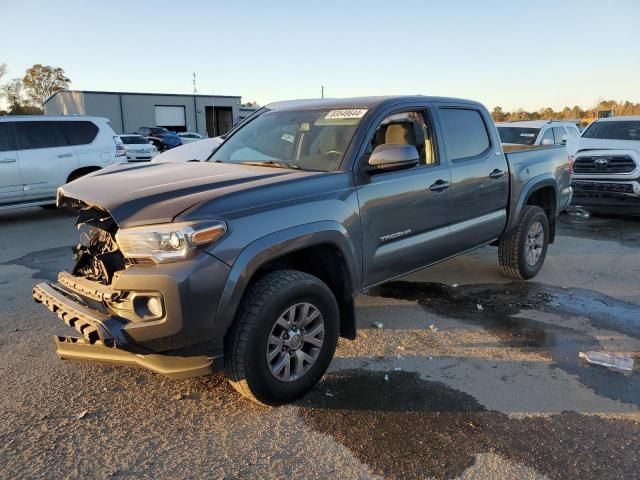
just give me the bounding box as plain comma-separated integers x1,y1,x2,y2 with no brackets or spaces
33,96,572,404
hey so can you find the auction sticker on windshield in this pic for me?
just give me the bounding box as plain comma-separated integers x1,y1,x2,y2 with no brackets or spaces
325,109,368,120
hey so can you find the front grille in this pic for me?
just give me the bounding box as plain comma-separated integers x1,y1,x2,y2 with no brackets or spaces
573,155,636,174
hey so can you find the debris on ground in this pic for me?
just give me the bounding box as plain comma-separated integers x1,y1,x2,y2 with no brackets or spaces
394,367,402,371
429,324,438,332
172,392,187,401
578,351,634,372
428,356,433,361
566,206,590,218
373,321,384,329
452,283,459,288
76,410,88,419
325,392,334,397
477,304,484,311
384,374,389,381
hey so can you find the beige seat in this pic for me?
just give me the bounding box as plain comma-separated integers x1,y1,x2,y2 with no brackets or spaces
385,123,412,145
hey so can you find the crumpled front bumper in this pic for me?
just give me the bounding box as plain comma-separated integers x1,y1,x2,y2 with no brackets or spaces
32,252,231,378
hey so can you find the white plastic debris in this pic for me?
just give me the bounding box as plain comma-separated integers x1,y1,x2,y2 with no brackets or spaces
373,321,384,329
394,367,402,371
476,304,483,311
384,374,389,381
428,356,433,361
325,392,334,397
429,324,438,332
567,207,590,219
76,410,88,419
452,283,459,288
579,351,634,372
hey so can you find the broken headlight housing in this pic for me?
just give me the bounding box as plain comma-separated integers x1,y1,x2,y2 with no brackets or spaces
115,221,226,263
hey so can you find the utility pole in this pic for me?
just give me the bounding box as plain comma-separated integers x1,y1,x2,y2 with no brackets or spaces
321,85,324,99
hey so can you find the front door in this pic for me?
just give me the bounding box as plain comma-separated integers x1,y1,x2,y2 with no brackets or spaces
356,108,453,287
0,122,23,204
13,121,78,200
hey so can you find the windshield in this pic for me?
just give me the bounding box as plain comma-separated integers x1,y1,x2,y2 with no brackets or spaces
209,108,366,171
582,121,640,141
497,127,540,145
121,136,150,145
150,127,170,135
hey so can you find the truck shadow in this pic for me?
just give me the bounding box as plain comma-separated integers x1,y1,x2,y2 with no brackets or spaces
297,368,639,480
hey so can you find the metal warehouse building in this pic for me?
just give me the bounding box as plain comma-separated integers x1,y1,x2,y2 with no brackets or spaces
44,90,253,137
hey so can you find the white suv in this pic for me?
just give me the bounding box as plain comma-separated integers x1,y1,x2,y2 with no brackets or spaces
497,120,581,147
0,116,125,210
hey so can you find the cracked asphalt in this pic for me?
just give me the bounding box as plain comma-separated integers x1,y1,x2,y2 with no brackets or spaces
0,208,639,480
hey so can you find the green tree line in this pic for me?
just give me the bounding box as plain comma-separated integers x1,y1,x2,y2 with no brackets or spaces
491,100,640,124
0,63,71,115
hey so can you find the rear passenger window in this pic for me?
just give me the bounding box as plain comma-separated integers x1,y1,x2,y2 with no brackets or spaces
14,121,67,150
553,127,567,144
59,121,98,145
438,108,490,160
0,123,12,152
539,129,554,144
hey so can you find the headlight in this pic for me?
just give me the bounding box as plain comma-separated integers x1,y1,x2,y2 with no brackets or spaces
115,221,226,263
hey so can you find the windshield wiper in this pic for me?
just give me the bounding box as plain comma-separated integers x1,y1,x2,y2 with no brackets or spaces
240,160,300,170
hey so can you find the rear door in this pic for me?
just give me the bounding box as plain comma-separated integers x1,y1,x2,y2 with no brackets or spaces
0,122,23,204
432,103,508,254
14,121,78,200
356,104,453,287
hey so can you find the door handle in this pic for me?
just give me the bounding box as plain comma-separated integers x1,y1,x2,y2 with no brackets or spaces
429,179,450,192
489,169,505,179
0,158,17,163
57,153,73,158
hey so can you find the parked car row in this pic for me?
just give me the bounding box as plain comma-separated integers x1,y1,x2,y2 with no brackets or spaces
497,116,640,215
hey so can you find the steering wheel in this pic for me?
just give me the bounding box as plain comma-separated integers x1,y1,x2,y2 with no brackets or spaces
325,150,343,158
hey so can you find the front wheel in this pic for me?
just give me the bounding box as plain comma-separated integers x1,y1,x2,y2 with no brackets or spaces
498,205,549,280
224,270,339,405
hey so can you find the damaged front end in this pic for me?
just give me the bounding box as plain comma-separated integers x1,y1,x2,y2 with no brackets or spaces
32,193,219,379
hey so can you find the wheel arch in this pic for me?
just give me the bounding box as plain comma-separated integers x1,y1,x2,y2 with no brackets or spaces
215,222,361,341
507,175,558,243
67,166,101,183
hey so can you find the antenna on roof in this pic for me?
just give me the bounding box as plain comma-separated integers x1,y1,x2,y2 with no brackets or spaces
321,85,325,99
192,72,198,95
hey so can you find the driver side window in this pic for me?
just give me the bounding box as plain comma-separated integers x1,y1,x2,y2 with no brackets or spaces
371,111,437,165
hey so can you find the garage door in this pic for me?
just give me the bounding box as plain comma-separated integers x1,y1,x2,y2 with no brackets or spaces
155,106,186,128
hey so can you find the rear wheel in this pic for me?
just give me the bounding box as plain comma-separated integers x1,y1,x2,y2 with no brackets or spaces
225,270,339,405
499,205,549,279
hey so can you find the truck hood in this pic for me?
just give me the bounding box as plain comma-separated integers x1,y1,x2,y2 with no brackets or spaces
59,162,332,228
567,137,640,156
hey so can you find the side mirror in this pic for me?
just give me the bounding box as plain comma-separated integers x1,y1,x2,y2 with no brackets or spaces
368,144,420,172
541,138,554,146
561,135,568,145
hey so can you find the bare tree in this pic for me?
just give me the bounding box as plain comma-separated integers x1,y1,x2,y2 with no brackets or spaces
1,78,23,110
22,64,71,106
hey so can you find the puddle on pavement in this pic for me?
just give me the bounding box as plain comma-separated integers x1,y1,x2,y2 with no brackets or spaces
299,369,639,480
557,211,640,248
1,246,74,281
369,281,640,405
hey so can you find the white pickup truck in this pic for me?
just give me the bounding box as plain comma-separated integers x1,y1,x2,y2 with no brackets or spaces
567,116,640,214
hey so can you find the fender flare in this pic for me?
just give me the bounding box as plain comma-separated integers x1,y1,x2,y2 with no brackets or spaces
214,221,361,333
506,174,558,234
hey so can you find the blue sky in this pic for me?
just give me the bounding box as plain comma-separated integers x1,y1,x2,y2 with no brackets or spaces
2,0,639,111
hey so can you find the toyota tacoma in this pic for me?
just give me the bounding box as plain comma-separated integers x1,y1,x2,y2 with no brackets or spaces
33,96,572,404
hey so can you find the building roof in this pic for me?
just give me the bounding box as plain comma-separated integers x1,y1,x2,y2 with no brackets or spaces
44,89,241,105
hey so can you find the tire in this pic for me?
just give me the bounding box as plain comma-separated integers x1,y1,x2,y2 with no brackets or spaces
224,270,340,405
499,205,549,280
